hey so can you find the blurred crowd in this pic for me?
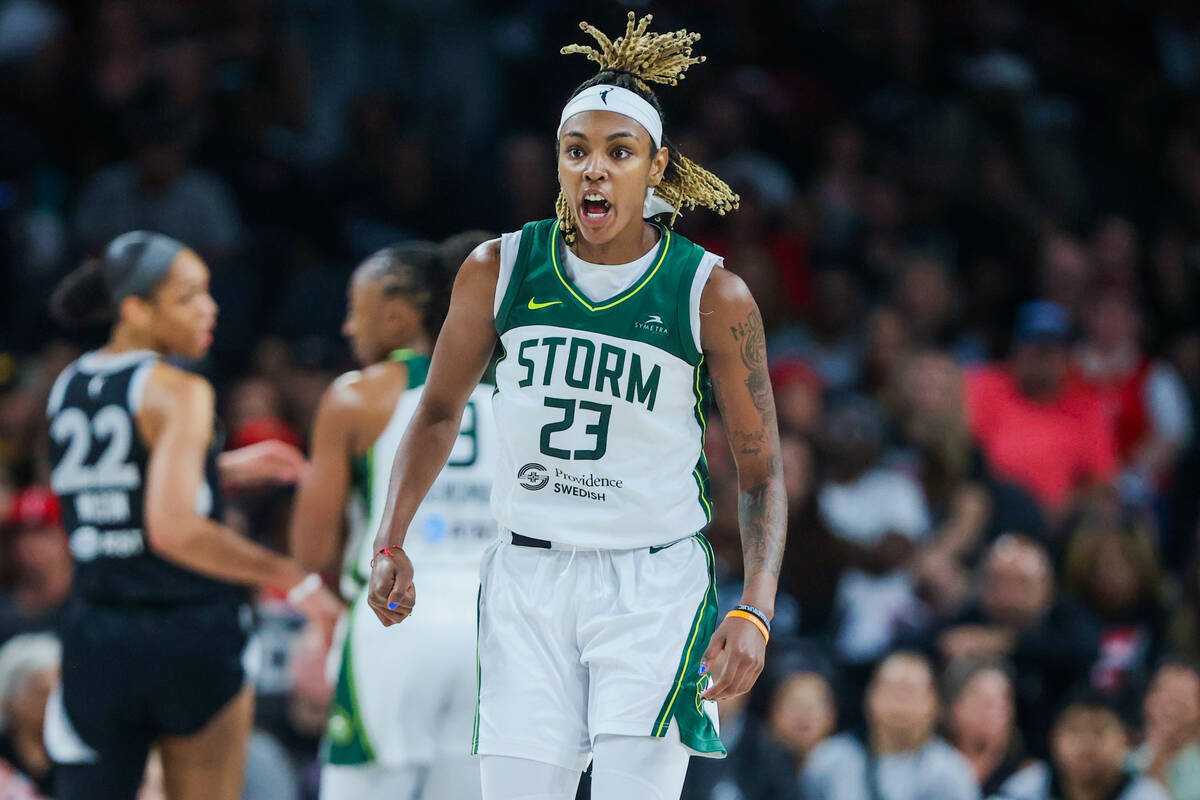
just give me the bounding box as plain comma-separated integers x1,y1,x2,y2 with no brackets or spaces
2,0,1200,798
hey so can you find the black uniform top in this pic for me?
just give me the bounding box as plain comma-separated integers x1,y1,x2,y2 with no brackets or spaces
46,349,243,607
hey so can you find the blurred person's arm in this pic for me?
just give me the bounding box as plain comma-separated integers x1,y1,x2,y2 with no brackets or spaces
698,269,786,701
838,533,917,575
289,377,360,571
218,440,308,488
827,470,930,574
913,483,990,614
140,365,342,627
926,483,991,562
1130,362,1193,483
367,242,500,626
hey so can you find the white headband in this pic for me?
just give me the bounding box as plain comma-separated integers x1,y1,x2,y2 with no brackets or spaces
558,84,663,148
557,84,677,219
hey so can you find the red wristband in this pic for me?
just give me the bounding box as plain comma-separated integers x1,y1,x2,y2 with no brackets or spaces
371,546,396,569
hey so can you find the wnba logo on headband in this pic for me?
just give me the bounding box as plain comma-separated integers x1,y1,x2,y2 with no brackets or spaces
558,84,664,148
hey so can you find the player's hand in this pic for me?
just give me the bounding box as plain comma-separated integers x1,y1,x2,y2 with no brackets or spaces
218,440,309,486
698,615,767,702
293,584,344,650
367,546,416,627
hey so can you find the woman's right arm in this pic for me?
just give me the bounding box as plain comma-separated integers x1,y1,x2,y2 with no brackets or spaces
367,241,500,626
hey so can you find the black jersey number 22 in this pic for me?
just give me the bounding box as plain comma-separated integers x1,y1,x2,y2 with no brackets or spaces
539,397,611,461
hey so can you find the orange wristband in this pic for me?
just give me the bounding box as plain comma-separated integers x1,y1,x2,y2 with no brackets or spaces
726,609,770,644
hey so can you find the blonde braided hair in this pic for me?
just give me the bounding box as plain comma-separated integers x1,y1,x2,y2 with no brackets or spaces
556,12,739,245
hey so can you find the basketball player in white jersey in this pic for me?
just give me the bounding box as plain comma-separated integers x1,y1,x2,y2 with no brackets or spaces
290,239,496,800
367,15,786,800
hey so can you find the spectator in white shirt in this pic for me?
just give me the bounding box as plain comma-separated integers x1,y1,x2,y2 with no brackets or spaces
803,651,981,800
817,397,932,663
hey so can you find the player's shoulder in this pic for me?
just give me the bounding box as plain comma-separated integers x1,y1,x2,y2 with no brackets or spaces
698,264,756,348
458,237,502,277
138,363,213,429
147,362,212,403
321,363,403,414
699,262,751,307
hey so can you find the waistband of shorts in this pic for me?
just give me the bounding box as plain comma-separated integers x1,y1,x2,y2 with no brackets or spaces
504,529,694,552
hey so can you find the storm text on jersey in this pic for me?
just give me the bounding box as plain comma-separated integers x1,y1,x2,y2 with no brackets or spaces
514,336,661,411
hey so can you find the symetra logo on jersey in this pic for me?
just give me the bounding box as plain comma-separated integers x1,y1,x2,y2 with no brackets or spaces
633,313,669,335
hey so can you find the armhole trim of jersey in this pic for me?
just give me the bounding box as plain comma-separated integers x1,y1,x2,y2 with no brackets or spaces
493,228,525,323
46,364,78,418
687,252,723,363
128,359,157,414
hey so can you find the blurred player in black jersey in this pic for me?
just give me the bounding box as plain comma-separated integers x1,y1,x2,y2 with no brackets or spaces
44,231,342,800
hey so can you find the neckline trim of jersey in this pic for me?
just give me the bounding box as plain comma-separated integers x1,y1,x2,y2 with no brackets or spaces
562,238,660,305
77,349,160,374
549,219,671,313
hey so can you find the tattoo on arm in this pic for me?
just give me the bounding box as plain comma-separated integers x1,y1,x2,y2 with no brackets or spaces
738,457,786,582
729,309,771,414
730,430,766,455
716,303,786,585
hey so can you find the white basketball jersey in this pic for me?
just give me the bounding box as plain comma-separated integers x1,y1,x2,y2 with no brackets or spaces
489,220,721,549
341,353,497,596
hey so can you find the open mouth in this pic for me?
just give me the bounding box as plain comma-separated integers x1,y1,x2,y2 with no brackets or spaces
579,192,612,224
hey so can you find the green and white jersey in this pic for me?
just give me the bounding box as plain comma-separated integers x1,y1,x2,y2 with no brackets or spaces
340,350,497,599
491,219,722,549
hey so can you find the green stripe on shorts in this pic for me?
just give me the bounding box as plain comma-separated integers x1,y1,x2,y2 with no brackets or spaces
650,534,726,755
324,600,376,765
471,585,482,755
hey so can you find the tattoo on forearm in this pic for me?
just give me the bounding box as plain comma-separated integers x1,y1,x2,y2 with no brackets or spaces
731,429,766,455
723,307,785,583
738,456,787,581
730,309,771,413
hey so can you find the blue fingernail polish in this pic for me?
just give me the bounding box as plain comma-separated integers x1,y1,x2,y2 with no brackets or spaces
698,664,708,675
388,602,398,610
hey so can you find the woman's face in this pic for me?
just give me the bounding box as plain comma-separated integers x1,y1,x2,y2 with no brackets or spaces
140,250,218,360
867,656,939,748
557,109,668,247
770,673,837,756
901,353,961,421
1052,707,1128,786
1143,666,1200,744
950,669,1014,750
342,272,421,367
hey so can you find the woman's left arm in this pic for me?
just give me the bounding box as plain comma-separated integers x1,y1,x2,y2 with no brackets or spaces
698,267,786,701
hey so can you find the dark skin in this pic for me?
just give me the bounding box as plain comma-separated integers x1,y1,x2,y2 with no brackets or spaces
88,249,343,799
289,266,429,573
367,111,786,703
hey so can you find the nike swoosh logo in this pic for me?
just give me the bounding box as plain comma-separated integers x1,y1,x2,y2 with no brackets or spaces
527,298,563,310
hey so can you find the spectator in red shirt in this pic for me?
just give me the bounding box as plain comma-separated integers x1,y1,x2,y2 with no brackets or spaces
966,301,1118,519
